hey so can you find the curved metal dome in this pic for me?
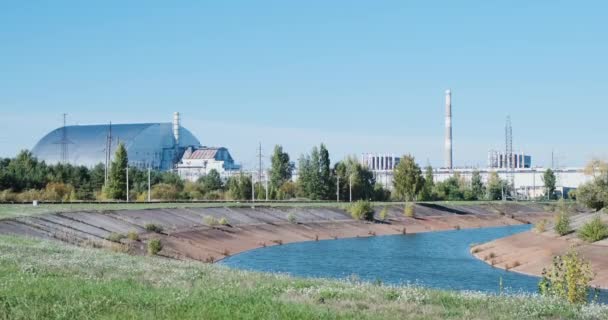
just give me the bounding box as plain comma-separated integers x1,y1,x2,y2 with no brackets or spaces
32,123,201,171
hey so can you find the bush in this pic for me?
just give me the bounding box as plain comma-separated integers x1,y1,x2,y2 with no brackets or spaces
534,219,547,233
348,200,375,221
578,216,608,242
218,217,229,226
127,231,139,241
539,250,594,304
147,239,162,255
287,213,297,224
554,213,571,236
106,233,126,243
145,223,163,233
204,216,218,226
404,203,415,218
378,207,388,221
151,183,180,201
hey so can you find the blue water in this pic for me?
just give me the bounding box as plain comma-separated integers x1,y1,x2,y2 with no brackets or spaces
222,225,607,300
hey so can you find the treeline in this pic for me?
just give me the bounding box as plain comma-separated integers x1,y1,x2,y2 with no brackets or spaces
575,160,608,211
1,143,580,203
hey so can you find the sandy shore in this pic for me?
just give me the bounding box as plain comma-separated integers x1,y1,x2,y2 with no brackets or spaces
471,212,608,289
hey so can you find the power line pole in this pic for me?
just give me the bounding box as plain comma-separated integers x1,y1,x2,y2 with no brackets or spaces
251,172,255,203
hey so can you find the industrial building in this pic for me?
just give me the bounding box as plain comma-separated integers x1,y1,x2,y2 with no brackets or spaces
360,89,591,198
32,113,241,179
488,150,532,169
176,147,241,181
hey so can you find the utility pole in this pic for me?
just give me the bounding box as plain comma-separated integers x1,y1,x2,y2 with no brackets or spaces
336,176,340,202
147,167,151,202
126,166,129,202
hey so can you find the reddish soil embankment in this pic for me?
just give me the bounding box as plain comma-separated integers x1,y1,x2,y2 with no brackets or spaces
0,203,552,264
471,212,608,289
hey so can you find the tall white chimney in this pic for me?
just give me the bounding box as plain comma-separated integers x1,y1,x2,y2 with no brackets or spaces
445,90,453,169
173,112,180,146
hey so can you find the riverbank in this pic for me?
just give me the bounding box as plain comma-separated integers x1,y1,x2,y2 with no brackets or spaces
2,234,606,320
0,202,553,263
471,211,608,289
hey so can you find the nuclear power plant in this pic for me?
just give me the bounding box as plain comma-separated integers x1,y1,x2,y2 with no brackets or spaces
361,89,591,199
31,112,241,180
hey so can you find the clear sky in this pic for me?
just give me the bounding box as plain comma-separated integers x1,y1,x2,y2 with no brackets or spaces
1,1,606,169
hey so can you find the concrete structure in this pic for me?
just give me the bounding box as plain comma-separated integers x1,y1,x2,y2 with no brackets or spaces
488,150,532,169
176,147,241,181
361,153,400,189
445,89,453,169
32,114,201,171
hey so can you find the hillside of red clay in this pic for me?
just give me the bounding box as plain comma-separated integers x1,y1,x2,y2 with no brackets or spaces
471,211,608,289
0,202,554,264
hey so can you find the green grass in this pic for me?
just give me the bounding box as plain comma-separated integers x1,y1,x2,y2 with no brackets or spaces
0,235,606,319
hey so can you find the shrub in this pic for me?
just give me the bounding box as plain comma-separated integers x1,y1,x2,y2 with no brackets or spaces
287,213,297,224
578,216,608,242
127,231,139,241
535,219,547,233
539,250,594,304
147,239,162,255
348,200,375,221
204,216,219,226
218,217,229,226
404,203,415,218
145,223,163,233
554,213,571,236
379,207,388,221
106,233,126,243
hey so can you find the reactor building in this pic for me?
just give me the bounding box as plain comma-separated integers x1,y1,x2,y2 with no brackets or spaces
32,113,241,179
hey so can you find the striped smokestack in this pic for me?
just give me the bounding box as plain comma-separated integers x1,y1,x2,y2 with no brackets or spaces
445,89,453,169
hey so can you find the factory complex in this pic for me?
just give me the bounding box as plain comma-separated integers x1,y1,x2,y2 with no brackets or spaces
29,90,592,197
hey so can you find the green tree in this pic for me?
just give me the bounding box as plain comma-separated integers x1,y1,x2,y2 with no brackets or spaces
418,165,435,201
543,169,557,200
296,144,333,200
318,144,332,199
269,145,294,195
198,169,223,192
471,170,485,200
392,155,424,201
104,143,128,200
226,173,252,200
334,157,376,201
487,172,507,200
434,174,464,201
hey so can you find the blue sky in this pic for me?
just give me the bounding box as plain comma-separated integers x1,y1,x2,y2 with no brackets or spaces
1,1,606,169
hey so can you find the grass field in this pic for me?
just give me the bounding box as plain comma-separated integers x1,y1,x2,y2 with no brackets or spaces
0,234,605,320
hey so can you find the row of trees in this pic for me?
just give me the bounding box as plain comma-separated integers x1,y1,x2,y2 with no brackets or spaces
392,155,513,201
0,143,583,203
